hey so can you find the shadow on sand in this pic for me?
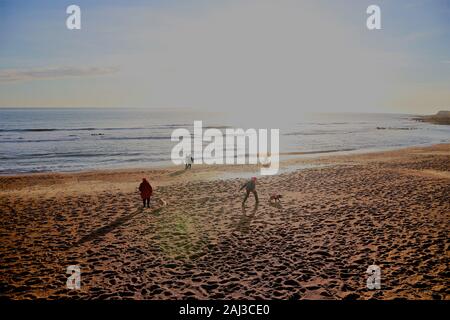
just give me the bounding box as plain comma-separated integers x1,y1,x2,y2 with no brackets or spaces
169,169,188,177
0,204,17,215
74,206,164,246
235,202,259,233
268,201,283,218
268,201,283,210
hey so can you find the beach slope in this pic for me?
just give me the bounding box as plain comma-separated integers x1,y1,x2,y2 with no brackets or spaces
0,144,449,300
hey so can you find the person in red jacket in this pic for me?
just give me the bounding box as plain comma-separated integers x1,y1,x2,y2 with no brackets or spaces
139,178,153,208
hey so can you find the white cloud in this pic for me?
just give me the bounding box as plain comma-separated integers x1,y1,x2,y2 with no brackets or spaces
0,66,118,83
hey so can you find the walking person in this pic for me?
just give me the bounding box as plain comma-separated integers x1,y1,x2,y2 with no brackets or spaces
240,177,259,205
139,178,153,208
185,154,193,170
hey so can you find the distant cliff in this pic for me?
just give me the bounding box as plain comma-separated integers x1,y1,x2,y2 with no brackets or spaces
413,110,450,125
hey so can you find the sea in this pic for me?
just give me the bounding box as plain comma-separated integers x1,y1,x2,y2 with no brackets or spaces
0,108,449,174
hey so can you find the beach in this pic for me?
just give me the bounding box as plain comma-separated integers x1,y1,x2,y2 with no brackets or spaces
0,144,449,300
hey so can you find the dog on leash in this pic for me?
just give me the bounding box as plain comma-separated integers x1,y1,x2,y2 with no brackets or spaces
269,194,283,203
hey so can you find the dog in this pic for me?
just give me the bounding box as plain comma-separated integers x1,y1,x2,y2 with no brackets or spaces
269,194,283,203
158,198,167,206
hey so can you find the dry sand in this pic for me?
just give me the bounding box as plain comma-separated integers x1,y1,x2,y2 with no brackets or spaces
0,144,449,300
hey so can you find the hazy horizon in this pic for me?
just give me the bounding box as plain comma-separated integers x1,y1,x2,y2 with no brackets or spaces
0,106,442,116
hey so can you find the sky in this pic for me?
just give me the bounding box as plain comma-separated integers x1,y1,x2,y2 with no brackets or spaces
0,0,449,115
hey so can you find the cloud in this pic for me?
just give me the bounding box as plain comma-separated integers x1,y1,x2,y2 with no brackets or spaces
0,66,119,83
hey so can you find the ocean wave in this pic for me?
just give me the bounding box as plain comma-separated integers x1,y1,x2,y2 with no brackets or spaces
0,138,81,143
297,122,370,125
284,130,358,136
152,124,192,129
0,124,191,133
0,135,177,143
102,136,172,141
0,128,104,132
375,127,418,130
1,151,146,160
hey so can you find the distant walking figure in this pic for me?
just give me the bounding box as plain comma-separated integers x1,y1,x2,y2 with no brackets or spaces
185,154,193,170
139,178,153,208
240,177,259,205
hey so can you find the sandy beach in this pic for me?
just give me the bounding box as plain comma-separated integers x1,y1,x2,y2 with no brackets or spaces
0,144,449,300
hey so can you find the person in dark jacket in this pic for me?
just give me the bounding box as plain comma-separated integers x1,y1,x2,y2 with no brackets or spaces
139,178,153,208
185,154,193,170
240,177,258,205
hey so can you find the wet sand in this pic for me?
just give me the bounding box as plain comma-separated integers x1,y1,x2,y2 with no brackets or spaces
0,144,449,300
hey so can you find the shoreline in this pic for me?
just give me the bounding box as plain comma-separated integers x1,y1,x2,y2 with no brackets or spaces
1,141,448,179
1,143,449,196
